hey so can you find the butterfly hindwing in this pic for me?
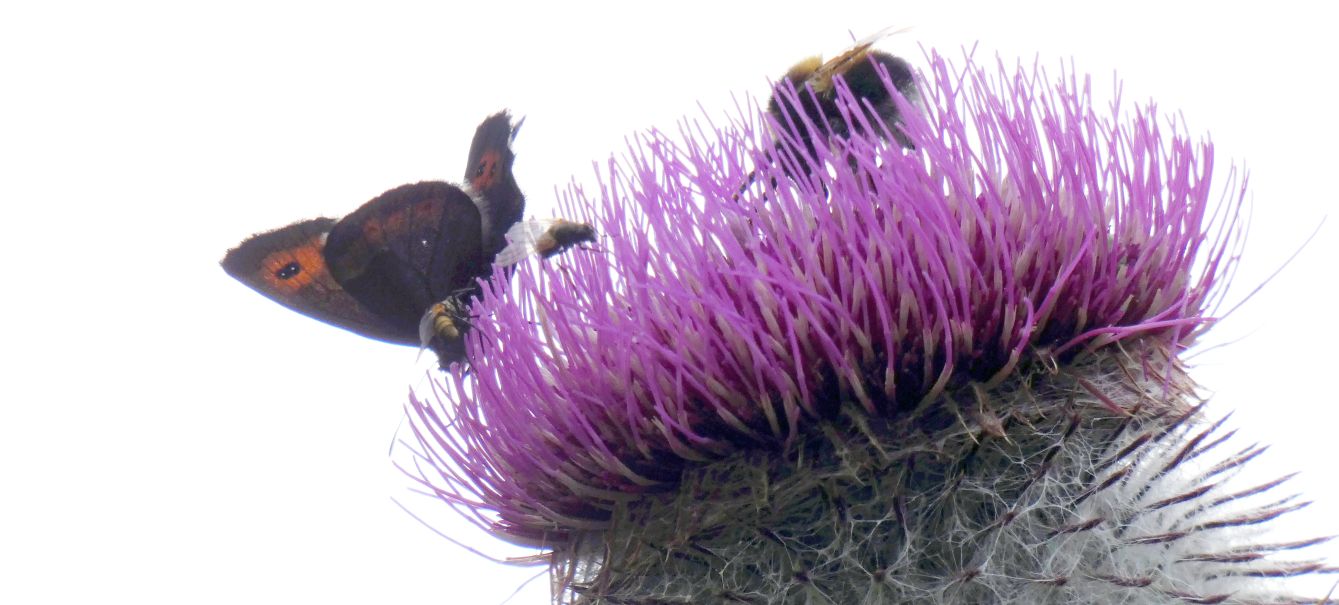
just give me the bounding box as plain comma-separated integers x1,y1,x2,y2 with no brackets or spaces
323,181,486,341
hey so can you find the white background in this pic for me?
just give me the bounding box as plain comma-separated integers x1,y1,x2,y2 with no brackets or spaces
3,1,1336,603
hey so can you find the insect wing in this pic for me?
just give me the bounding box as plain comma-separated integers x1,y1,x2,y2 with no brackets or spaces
324,181,486,342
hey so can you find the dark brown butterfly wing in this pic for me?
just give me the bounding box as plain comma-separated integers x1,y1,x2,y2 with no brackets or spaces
464,111,525,259
220,218,415,345
323,181,486,342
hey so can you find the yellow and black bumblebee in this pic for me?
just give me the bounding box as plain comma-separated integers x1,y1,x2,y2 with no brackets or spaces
766,34,918,150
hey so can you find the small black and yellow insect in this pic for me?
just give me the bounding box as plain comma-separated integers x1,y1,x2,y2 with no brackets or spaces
767,31,918,149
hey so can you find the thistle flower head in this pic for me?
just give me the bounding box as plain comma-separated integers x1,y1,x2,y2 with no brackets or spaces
397,49,1327,604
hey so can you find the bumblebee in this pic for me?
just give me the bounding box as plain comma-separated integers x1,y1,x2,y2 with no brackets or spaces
767,34,918,149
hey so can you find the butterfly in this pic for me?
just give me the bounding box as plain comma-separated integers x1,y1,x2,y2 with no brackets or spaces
221,111,595,368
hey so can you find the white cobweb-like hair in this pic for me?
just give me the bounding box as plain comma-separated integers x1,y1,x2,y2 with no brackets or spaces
551,341,1336,604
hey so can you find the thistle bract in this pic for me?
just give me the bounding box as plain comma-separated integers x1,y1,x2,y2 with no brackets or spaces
401,50,1332,603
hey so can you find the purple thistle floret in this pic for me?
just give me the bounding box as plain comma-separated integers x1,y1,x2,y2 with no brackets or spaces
402,49,1339,604
403,50,1247,544
390,44,1339,602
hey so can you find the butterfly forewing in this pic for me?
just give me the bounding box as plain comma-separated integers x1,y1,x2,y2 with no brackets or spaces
221,218,415,345
464,111,525,259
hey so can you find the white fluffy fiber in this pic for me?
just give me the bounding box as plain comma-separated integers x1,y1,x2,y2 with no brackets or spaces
552,342,1334,604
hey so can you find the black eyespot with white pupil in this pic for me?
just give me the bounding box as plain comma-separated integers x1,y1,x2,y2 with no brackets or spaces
275,261,302,280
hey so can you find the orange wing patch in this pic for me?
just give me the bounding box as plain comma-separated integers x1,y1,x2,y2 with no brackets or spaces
258,232,330,294
469,149,502,191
